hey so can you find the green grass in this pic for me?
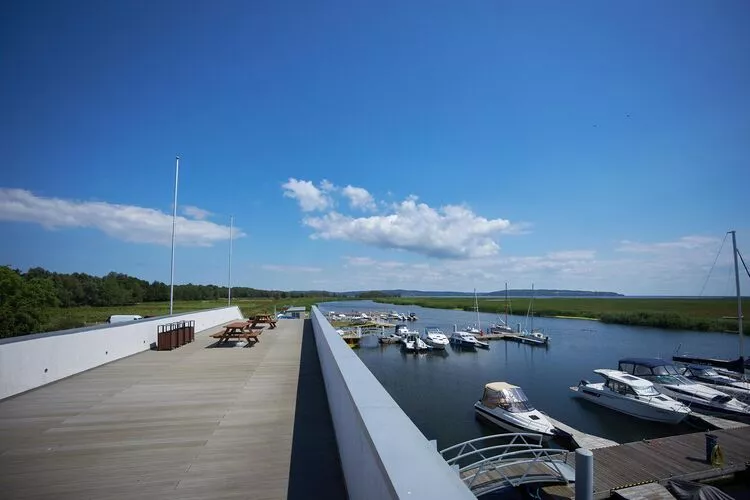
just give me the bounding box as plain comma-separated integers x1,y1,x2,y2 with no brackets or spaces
373,297,749,334
42,297,334,332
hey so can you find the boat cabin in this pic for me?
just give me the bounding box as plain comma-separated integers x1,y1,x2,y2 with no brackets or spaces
594,369,661,397
480,382,535,413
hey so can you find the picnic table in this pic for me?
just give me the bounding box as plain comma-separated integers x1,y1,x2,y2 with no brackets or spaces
250,314,277,329
211,321,263,346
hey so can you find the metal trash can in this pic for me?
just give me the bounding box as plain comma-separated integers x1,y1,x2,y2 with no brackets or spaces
705,433,718,463
177,322,185,346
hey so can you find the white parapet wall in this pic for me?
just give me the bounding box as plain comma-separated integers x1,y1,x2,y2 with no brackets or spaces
0,306,243,401
311,306,474,500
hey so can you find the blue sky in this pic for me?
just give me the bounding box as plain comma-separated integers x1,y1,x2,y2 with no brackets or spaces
2,0,749,295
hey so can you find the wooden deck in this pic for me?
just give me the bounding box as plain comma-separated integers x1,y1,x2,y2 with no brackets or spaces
0,319,327,500
544,413,619,450
542,426,750,499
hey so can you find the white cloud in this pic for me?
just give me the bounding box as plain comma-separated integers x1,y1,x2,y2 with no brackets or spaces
617,236,720,254
304,198,513,259
319,179,336,192
261,264,322,273
0,188,242,247
547,250,596,260
282,178,332,212
341,185,376,211
182,205,211,220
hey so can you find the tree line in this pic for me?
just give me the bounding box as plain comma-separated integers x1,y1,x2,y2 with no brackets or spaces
0,266,339,338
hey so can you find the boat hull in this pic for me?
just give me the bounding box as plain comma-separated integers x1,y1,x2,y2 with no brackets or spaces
449,338,477,349
474,403,554,439
572,385,689,424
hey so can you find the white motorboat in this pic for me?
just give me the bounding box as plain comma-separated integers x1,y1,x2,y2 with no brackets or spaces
394,324,419,337
678,365,750,403
619,358,750,422
450,325,490,349
572,369,691,424
422,327,449,350
401,332,431,352
474,382,556,438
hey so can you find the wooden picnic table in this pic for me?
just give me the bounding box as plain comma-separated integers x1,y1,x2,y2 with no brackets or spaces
211,321,263,345
250,314,277,329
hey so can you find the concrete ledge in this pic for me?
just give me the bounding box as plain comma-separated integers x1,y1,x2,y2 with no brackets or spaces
0,306,243,400
311,306,474,500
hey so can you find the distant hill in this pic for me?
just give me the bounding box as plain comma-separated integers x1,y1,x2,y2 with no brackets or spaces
342,289,624,298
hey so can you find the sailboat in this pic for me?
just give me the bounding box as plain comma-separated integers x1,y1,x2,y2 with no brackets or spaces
491,283,514,334
518,284,549,345
464,288,483,335
673,230,748,374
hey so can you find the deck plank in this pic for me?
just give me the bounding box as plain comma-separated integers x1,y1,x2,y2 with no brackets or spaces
0,319,310,499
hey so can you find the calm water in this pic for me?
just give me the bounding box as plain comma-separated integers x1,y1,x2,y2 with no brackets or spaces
318,300,744,450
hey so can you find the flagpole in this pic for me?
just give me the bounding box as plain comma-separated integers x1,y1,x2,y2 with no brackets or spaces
169,155,180,315
228,215,234,306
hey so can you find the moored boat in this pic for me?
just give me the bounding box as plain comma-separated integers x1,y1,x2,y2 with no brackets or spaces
474,382,556,438
422,327,449,350
572,369,691,424
618,358,750,422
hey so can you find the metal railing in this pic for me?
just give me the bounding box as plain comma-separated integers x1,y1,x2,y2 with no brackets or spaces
440,433,573,495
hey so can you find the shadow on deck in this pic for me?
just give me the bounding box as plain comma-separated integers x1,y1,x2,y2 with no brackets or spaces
287,319,347,499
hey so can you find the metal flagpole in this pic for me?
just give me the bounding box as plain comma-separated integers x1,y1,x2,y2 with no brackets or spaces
169,155,180,315
228,215,234,306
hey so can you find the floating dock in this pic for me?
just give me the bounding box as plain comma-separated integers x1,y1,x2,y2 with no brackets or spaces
541,426,750,499
688,411,748,430
544,413,619,450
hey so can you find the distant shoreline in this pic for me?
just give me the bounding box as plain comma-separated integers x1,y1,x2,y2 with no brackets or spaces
551,315,600,321
371,296,749,334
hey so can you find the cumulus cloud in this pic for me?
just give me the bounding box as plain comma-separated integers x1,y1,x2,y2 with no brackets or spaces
341,185,376,211
182,205,211,220
261,264,323,273
282,178,332,212
0,188,242,246
303,198,512,259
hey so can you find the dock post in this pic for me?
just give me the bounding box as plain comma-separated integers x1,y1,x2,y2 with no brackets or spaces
575,448,593,500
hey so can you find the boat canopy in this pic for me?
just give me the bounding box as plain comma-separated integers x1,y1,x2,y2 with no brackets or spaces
481,382,534,413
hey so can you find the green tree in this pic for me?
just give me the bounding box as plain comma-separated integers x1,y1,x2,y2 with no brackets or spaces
0,266,59,338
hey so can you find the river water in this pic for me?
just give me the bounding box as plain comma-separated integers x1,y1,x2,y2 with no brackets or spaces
317,300,744,450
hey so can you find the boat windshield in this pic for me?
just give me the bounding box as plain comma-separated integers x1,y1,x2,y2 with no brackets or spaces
633,385,660,396
650,374,692,385
483,388,535,413
699,368,720,377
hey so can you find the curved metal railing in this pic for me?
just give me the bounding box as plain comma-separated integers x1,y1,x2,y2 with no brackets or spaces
440,433,573,496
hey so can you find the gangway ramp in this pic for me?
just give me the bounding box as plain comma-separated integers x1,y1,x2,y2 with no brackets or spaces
440,433,575,496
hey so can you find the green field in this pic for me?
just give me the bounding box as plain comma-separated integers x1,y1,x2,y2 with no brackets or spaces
374,297,749,334
42,297,334,332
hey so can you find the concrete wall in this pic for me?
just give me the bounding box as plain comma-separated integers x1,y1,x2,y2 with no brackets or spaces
0,306,243,401
310,306,474,500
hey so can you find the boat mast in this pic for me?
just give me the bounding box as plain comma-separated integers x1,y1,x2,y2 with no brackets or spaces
731,231,744,364
505,282,509,326
474,288,480,332
530,284,535,332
